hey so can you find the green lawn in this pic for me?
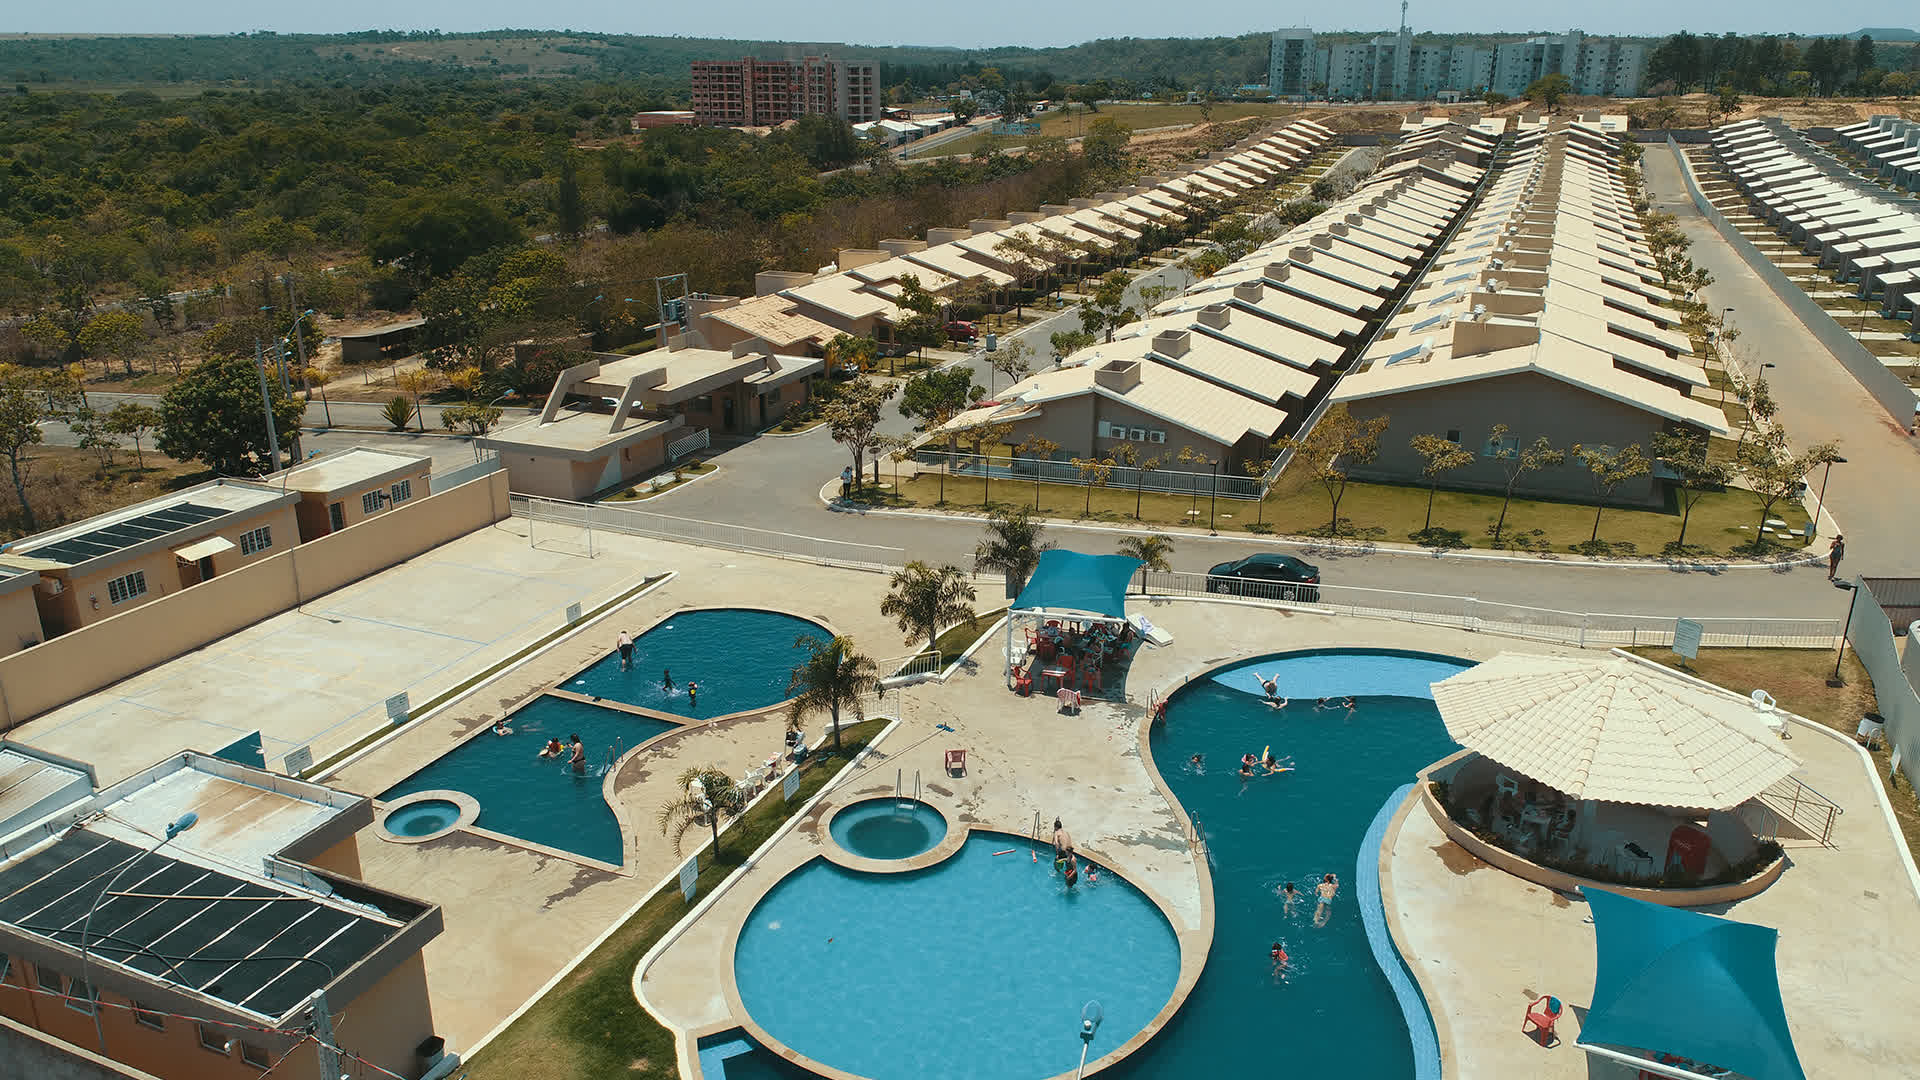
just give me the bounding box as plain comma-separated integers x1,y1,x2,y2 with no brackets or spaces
932,608,1009,665
856,468,1810,557
459,718,887,1080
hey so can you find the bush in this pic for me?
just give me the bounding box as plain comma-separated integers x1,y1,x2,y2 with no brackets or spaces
382,395,414,430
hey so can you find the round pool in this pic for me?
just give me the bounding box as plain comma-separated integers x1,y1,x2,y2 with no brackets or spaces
386,799,461,837
829,798,947,860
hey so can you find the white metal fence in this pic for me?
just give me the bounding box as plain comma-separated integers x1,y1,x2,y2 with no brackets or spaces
668,428,711,461
912,448,1263,499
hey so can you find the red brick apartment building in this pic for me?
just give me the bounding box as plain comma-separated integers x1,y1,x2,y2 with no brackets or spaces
690,56,879,126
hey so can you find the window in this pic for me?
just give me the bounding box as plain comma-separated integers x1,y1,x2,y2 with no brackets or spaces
328,502,345,532
198,1023,230,1055
239,1042,271,1069
362,490,384,515
1446,430,1461,444
133,1002,165,1030
390,479,413,505
238,525,272,556
66,978,96,1015
0,953,9,982
106,570,147,606
36,964,62,994
1483,434,1520,459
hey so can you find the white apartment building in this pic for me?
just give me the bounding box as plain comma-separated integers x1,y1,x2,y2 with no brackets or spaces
1272,26,1644,101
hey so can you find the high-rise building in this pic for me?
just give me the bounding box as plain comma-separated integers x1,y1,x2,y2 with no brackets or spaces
690,56,879,127
1268,29,1317,96
1270,21,1644,101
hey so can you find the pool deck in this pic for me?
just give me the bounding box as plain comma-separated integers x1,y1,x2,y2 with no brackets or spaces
1385,703,1920,1079
637,597,1578,1079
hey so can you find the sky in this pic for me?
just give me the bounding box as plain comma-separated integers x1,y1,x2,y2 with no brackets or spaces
12,1,1910,49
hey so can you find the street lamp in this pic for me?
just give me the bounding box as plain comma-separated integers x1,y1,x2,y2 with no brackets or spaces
1809,454,1847,542
1208,458,1220,535
79,812,197,1051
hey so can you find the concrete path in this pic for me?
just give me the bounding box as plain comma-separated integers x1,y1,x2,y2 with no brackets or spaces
1644,147,1920,576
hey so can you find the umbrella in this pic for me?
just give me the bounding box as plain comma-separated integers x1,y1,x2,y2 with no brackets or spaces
1429,652,1799,809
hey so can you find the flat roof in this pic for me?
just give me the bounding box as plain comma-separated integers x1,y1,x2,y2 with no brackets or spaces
8,481,293,570
0,747,92,838
335,318,426,341
273,448,430,495
482,407,681,458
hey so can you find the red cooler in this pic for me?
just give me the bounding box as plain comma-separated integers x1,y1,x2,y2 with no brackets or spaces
1666,825,1710,876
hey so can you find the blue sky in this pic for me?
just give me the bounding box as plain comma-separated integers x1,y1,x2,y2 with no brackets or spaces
15,2,1908,49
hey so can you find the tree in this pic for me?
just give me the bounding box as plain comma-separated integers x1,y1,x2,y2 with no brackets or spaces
882,561,978,655
898,367,983,430
76,310,146,379
1071,455,1115,516
1049,329,1095,364
441,402,504,437
1078,271,1136,342
1240,454,1273,525
365,192,522,281
827,333,879,376
989,338,1033,395
1736,429,1839,547
1409,433,1473,534
1117,533,1173,573
824,379,898,491
959,421,1014,507
1277,405,1390,537
1651,429,1733,550
892,274,946,368
104,402,159,470
0,369,46,530
1572,443,1653,545
974,504,1054,595
1524,73,1573,113
950,98,977,124
993,233,1050,318
1017,435,1059,509
554,152,587,238
1712,84,1743,126
1484,425,1567,547
1183,248,1229,279
418,247,569,373
656,766,744,856
69,409,117,470
157,352,305,476
303,366,334,428
786,634,878,753
1081,117,1133,175
1854,35,1877,81
395,369,437,433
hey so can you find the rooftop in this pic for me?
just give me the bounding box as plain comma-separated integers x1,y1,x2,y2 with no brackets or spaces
272,448,431,495
2,481,294,572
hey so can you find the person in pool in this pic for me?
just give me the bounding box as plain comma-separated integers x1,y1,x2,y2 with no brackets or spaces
1052,818,1074,860
1189,753,1204,772
1341,696,1356,714
617,630,635,670
1279,881,1300,914
1314,697,1331,710
1270,941,1290,971
662,669,674,691
492,718,511,736
568,734,586,774
687,681,698,708
539,737,564,759
1239,753,1258,777
1263,750,1294,775
1254,671,1280,700
1063,856,1079,888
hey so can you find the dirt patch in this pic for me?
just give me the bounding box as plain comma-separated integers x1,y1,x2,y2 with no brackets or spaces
1432,840,1486,875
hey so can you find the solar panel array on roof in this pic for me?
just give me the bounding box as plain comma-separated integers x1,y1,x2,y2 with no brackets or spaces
0,831,398,1018
20,502,231,565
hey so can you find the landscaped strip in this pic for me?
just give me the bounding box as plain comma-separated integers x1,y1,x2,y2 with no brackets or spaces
458,717,887,1080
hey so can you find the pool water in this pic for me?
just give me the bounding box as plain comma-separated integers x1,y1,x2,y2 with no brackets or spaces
564,609,830,719
379,694,675,865
385,800,460,837
734,834,1180,1080
1121,649,1468,1080
829,799,946,860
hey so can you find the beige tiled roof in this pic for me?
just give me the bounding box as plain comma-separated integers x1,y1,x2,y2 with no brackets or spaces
1430,652,1801,809
705,294,838,347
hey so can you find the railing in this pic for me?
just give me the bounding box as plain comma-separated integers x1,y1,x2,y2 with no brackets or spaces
880,650,943,680
1756,774,1843,847
1135,570,1842,649
912,448,1262,500
668,428,710,461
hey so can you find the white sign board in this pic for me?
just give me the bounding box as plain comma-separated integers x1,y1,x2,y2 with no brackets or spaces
782,768,800,802
565,602,582,625
282,746,314,776
679,855,699,903
385,692,411,725
1673,618,1704,660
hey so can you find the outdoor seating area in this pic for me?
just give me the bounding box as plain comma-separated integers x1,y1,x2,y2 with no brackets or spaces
1001,549,1147,703
1012,617,1140,697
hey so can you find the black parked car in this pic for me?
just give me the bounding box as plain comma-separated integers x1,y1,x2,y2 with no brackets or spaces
1204,553,1321,602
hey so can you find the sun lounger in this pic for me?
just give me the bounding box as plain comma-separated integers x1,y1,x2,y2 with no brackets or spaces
1127,614,1172,648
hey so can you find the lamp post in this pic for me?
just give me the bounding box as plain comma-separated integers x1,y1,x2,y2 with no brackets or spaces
79,812,197,1051
1809,454,1847,542
1208,458,1220,535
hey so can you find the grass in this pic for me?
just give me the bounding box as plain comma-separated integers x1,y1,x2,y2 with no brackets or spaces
458,718,888,1080
854,466,1811,557
1627,646,1920,865
605,461,714,501
3,445,209,542
932,607,1009,666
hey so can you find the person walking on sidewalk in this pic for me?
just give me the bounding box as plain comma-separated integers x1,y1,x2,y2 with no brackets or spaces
1827,535,1846,582
840,466,853,500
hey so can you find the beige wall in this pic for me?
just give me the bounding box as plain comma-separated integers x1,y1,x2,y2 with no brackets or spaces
999,394,1233,468
0,471,510,732
294,464,435,542
330,953,437,1080
500,436,668,501
1342,371,1673,506
0,587,44,656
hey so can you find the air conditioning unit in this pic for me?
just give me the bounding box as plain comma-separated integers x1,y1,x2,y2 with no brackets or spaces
1129,427,1146,442
1149,430,1168,444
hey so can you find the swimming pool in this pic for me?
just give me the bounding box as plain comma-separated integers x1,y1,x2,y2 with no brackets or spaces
829,798,947,860
563,608,830,719
1119,649,1468,1079
733,833,1181,1080
379,694,675,865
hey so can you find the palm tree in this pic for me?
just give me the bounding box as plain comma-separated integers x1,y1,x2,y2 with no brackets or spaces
656,765,744,856
973,505,1055,597
787,634,879,753
1117,533,1174,595
881,561,978,656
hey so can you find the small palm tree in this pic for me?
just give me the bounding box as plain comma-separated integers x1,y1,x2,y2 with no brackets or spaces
1118,533,1174,595
881,561,978,656
657,766,744,856
973,505,1055,596
787,634,879,753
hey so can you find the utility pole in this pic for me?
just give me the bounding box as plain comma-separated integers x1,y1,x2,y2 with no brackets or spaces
308,990,341,1080
255,340,283,472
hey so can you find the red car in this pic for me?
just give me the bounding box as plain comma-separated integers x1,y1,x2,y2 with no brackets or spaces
945,320,979,342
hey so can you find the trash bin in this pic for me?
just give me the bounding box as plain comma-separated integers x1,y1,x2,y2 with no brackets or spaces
1858,712,1887,750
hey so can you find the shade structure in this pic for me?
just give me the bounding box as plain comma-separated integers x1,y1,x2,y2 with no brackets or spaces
1012,550,1141,621
1428,652,1799,809
1580,888,1806,1080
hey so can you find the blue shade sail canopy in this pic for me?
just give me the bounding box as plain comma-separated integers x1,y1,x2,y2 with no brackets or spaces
1012,550,1142,619
1580,888,1806,1080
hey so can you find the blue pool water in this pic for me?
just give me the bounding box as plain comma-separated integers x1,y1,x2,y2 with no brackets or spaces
829,798,947,860
379,694,675,865
734,834,1181,1080
385,799,461,837
1118,649,1469,1080
563,608,830,719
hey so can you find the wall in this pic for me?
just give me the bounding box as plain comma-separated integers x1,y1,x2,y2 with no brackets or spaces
0,1015,165,1080
1342,371,1669,505
0,470,509,732
1668,137,1918,426
330,953,437,1080
312,464,435,539
1847,583,1920,793
0,586,44,656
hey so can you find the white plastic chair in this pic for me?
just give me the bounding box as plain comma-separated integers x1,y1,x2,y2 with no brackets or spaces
1495,774,1520,798
1592,829,1626,874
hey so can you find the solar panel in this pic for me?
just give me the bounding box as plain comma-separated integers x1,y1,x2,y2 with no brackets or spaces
0,831,399,1018
21,502,232,565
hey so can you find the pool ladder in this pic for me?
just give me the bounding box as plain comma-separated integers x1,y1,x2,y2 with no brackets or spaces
895,769,920,804
602,737,624,776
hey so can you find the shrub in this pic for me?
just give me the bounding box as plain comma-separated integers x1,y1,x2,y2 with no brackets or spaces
382,395,415,431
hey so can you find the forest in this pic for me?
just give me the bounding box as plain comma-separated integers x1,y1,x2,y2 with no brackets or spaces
1644,31,1920,96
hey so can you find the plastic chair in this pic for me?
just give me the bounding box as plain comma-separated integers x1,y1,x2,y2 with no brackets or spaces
945,748,967,776
1495,774,1520,798
1012,665,1034,696
1523,995,1562,1046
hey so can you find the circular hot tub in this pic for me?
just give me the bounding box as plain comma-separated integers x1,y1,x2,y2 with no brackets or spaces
828,798,946,860
379,790,479,843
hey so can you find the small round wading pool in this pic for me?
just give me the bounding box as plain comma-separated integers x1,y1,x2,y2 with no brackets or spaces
828,798,946,860
385,800,461,837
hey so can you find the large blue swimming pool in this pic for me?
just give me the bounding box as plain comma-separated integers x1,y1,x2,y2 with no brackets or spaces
1117,648,1468,1079
562,608,830,719
734,833,1181,1080
379,694,675,865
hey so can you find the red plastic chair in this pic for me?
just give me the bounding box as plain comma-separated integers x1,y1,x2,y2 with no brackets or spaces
1523,995,1562,1047
1012,665,1034,696
945,748,967,776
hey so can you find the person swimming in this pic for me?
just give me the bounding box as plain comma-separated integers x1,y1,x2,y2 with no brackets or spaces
662,669,674,691
492,718,512,736
687,681,698,707
1279,881,1300,913
1262,749,1294,775
1270,941,1290,971
1314,697,1331,710
1254,671,1279,700
1063,857,1079,888
1239,753,1258,777
539,737,564,759
1313,873,1339,927
1085,862,1099,885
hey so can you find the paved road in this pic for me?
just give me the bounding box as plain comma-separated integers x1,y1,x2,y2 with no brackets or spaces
1645,146,1920,576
